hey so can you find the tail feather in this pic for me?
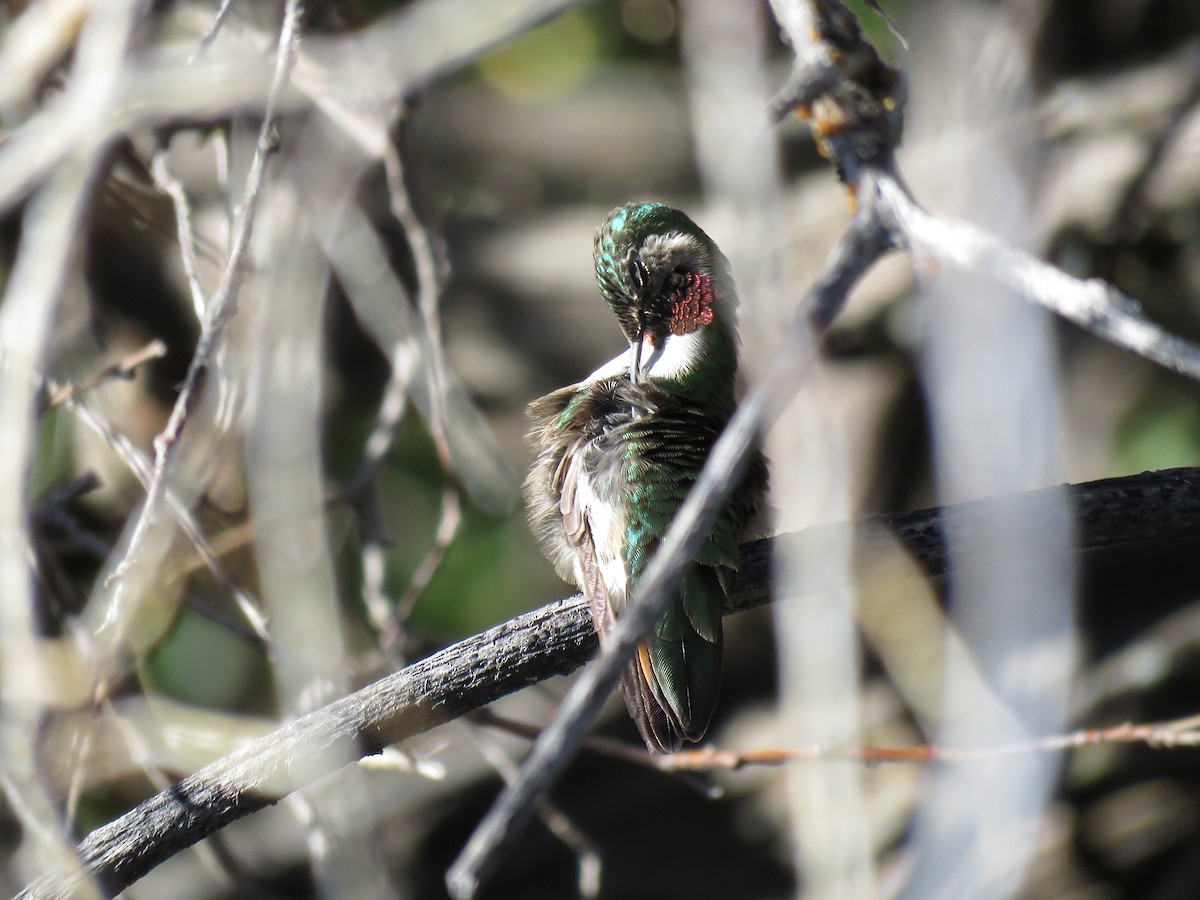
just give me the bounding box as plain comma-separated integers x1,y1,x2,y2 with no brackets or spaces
620,564,725,752
621,646,680,753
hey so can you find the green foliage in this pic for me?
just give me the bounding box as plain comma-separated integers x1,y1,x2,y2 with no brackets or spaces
30,405,74,502
144,604,268,711
477,9,602,102
1115,377,1200,473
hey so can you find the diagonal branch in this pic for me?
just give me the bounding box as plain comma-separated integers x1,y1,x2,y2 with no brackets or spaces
868,170,1200,382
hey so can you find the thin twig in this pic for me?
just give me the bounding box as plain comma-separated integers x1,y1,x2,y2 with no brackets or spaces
374,145,465,641
105,0,303,617
41,340,167,412
391,487,461,624
471,709,659,772
149,146,208,319
471,709,722,796
192,0,240,60
60,397,269,642
657,715,1200,770
381,147,451,424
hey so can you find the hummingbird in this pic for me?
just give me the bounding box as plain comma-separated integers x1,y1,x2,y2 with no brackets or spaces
525,201,766,753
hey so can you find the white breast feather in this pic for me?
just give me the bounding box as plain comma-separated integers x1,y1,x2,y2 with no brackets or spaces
573,469,628,602
569,329,703,602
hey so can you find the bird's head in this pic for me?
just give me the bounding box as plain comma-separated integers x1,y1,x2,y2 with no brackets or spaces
593,202,729,383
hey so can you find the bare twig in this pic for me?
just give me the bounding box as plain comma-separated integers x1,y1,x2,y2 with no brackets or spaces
381,146,451,427
42,340,167,412
656,715,1200,770
390,486,462,631
149,146,208,319
471,709,659,771
104,0,302,625
364,145,465,646
472,708,723,797
192,0,240,59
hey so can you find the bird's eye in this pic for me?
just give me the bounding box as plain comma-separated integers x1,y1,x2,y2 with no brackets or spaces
628,257,647,291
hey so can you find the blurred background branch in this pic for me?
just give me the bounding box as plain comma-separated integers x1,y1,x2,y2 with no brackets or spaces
2,0,1200,898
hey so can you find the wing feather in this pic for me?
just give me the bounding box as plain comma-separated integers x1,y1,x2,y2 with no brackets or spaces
524,377,766,753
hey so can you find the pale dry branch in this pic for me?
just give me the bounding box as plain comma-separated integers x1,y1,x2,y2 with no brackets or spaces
149,147,207,319
0,1,147,889
60,397,269,643
42,340,167,412
870,169,1200,383
390,486,463,634
107,0,303,611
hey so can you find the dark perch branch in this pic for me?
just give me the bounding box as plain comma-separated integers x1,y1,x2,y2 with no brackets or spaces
18,465,1200,899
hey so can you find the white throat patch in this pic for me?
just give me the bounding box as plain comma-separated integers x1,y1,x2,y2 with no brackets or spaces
583,331,704,385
